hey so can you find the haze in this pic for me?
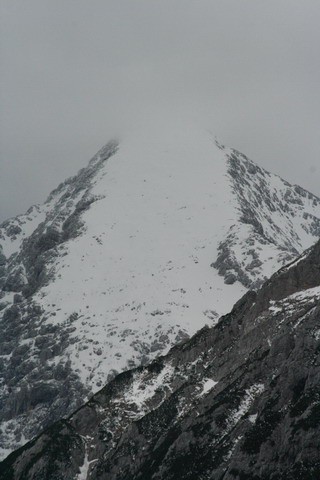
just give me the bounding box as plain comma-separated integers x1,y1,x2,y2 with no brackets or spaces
1,0,320,221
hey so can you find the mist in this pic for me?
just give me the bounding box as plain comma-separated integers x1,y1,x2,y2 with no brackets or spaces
1,0,320,221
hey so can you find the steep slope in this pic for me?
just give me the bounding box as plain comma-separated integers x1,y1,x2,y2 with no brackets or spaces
2,238,320,479
1,124,320,457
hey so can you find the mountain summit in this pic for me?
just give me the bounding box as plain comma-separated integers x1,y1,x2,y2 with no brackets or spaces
1,125,320,457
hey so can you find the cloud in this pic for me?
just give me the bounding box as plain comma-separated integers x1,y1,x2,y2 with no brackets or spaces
1,0,320,220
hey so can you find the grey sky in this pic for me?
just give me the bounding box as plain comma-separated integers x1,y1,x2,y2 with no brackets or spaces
1,0,320,222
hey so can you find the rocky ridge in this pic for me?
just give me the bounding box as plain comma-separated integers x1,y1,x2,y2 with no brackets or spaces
1,127,320,458
1,236,320,479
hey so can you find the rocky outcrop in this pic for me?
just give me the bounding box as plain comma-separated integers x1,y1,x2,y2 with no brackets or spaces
213,147,320,288
2,239,320,479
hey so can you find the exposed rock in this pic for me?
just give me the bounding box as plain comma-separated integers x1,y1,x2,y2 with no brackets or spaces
213,148,320,288
225,273,237,285
13,294,23,304
0,253,6,266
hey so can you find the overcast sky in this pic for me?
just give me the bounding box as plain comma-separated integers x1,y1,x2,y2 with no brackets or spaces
1,0,320,222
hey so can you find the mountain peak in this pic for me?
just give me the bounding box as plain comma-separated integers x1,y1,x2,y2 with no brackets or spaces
1,133,320,458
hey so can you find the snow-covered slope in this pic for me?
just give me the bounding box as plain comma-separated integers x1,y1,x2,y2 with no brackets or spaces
1,124,320,457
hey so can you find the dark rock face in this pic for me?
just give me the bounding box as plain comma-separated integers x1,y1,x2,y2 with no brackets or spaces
2,240,320,479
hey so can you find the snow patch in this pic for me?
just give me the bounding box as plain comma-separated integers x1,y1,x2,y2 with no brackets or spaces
199,378,218,396
122,364,175,418
248,413,258,424
313,329,320,340
227,384,264,429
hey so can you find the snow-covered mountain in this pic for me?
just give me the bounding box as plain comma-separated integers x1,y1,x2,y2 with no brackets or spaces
1,124,320,457
2,236,320,480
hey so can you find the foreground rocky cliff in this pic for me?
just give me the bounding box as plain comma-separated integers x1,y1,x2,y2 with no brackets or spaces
1,237,320,479
1,126,320,457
